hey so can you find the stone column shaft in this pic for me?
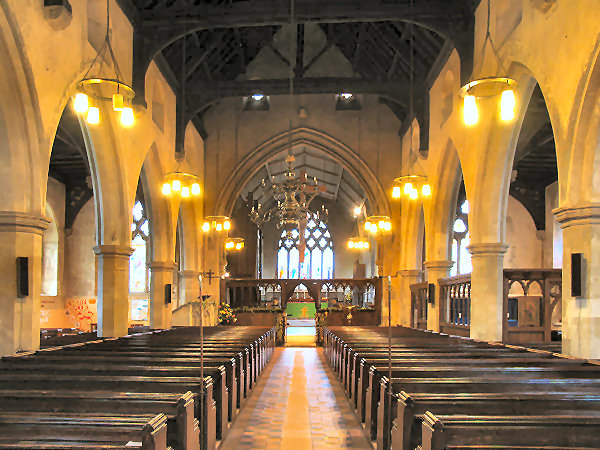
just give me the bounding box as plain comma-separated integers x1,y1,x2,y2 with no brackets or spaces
396,269,423,327
94,244,132,337
424,261,453,332
150,261,176,330
555,205,600,359
0,212,49,355
468,243,508,342
179,270,200,307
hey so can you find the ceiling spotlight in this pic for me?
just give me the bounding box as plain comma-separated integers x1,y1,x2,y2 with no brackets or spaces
353,206,362,217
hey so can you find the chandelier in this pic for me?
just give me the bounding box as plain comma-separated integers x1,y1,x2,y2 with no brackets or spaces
460,0,517,126
249,153,327,236
73,0,134,127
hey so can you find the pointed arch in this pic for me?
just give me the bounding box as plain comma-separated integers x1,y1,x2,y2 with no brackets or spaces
215,127,390,218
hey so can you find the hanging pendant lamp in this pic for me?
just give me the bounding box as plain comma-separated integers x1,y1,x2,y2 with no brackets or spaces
73,0,135,127
391,4,432,202
460,0,517,126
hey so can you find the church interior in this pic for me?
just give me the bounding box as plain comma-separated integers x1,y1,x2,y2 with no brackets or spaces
0,0,600,448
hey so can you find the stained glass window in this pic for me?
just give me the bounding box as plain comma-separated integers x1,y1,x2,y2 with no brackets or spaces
277,213,334,279
130,199,150,292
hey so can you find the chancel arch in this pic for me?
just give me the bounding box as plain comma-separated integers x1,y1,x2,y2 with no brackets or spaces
215,127,390,219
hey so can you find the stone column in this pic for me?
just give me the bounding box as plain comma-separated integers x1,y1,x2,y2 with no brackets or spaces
396,269,423,326
179,270,200,307
201,233,224,326
468,243,508,342
0,212,49,355
150,261,176,330
555,205,600,359
94,244,132,337
424,261,453,332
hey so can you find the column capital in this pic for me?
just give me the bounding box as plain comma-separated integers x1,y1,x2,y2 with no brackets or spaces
398,269,423,278
424,260,454,270
554,204,600,228
467,243,508,256
93,244,133,257
0,211,50,235
150,261,177,271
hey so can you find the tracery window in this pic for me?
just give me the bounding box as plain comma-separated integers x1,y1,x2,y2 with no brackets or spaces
277,213,334,279
130,198,150,293
450,199,472,276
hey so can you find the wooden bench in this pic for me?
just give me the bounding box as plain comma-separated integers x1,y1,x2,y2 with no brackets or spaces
421,412,600,450
393,391,600,450
0,412,168,449
0,389,198,450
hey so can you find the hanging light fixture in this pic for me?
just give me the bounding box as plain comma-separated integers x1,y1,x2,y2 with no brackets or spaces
73,0,135,126
161,163,202,199
364,215,392,234
202,216,231,233
459,0,517,126
224,237,245,251
391,4,432,202
347,236,370,250
392,175,431,200
161,28,201,200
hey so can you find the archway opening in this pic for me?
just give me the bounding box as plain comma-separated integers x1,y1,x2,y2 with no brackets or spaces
42,99,97,338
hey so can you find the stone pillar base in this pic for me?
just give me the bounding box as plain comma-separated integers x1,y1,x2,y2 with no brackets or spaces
424,261,454,332
468,243,508,342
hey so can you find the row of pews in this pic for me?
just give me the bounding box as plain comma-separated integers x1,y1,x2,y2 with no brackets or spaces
323,326,600,450
0,326,276,449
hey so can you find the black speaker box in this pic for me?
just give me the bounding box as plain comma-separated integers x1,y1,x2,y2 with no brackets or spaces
16,257,28,297
164,283,172,304
428,283,435,305
571,253,582,297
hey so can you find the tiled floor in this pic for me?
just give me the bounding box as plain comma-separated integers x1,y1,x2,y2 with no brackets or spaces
219,347,372,449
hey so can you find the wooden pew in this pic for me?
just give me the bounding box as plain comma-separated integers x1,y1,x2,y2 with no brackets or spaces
0,412,169,449
3,355,231,443
0,326,275,449
372,374,600,445
0,389,199,450
421,412,600,450
322,327,600,450
394,391,600,450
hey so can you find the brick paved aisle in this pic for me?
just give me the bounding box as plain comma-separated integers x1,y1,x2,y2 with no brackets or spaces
219,347,372,449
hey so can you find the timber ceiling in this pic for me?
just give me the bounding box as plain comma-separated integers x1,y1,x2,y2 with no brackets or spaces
119,0,480,138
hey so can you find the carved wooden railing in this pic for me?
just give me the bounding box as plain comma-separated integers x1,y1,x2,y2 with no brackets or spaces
409,282,429,330
438,274,471,337
502,269,562,344
225,277,382,320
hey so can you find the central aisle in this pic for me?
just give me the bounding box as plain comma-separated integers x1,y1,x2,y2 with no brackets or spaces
219,347,372,449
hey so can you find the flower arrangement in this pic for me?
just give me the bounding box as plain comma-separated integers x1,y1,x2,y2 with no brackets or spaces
218,304,237,325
